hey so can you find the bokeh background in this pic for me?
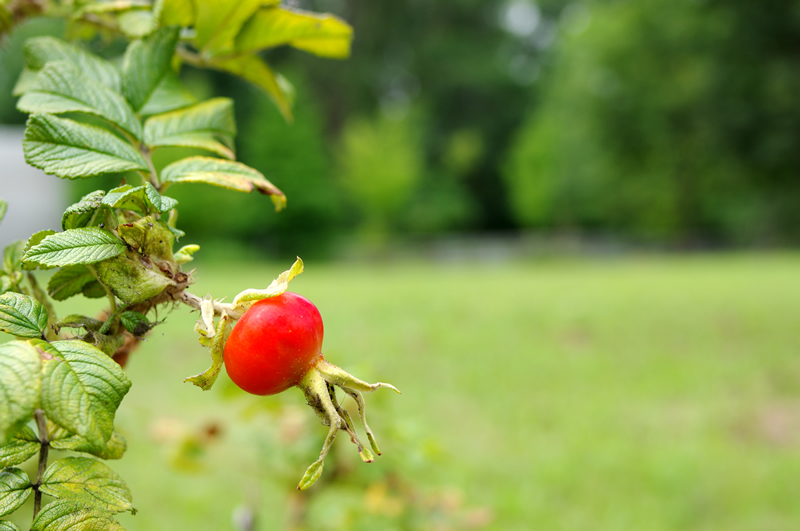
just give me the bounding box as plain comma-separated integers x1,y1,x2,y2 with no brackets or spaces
2,1,800,529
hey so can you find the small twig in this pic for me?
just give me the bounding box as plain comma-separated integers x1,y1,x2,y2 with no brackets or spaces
32,409,49,522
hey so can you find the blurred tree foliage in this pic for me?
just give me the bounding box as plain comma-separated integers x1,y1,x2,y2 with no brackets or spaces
6,0,800,249
299,0,535,232
337,110,423,241
505,0,800,245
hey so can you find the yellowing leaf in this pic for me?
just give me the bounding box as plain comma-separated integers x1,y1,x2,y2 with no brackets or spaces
232,257,303,308
236,6,353,59
190,0,272,55
40,457,134,514
161,156,286,211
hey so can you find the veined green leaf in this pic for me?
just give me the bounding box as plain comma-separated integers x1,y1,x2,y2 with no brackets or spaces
144,98,235,159
31,499,125,531
236,6,353,59
119,311,150,337
102,185,145,212
161,156,286,211
40,340,131,449
22,37,121,93
144,182,178,212
23,114,148,180
102,184,177,214
41,457,134,514
50,429,127,461
0,199,6,224
206,54,294,122
62,191,106,231
17,62,142,139
138,70,197,117
23,228,126,268
122,26,180,112
192,0,267,55
0,341,41,445
0,468,32,518
21,231,56,271
0,519,20,531
0,292,48,338
48,267,97,302
0,425,39,468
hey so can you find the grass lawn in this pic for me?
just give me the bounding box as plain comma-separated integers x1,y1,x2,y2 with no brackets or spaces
6,253,800,530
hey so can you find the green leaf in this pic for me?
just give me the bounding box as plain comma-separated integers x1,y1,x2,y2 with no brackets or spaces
161,156,286,211
21,231,57,271
52,315,104,334
236,6,353,59
41,457,133,514
0,426,39,468
207,54,294,122
31,499,124,531
22,37,121,93
157,0,193,27
62,191,106,231
23,114,148,180
48,267,97,302
117,9,156,39
23,228,126,268
50,430,127,461
192,0,267,55
81,282,107,299
0,468,32,517
122,26,180,112
0,341,40,445
143,98,236,159
138,70,197,117
0,520,20,531
119,311,150,337
101,185,145,213
144,183,178,212
17,62,143,139
0,199,6,224
184,311,231,390
40,340,131,449
2,242,24,275
0,292,48,338
232,257,303,308
174,244,199,265
12,68,38,97
102,184,177,214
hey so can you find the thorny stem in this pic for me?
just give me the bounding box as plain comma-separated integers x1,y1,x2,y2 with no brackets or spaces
178,291,238,319
32,409,49,523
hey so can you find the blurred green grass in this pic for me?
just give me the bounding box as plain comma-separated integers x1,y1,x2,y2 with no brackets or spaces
9,253,800,530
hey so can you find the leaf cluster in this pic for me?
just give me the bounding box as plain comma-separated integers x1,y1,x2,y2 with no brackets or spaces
0,0,357,527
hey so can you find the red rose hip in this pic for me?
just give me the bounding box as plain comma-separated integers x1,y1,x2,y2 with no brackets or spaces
224,292,324,395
